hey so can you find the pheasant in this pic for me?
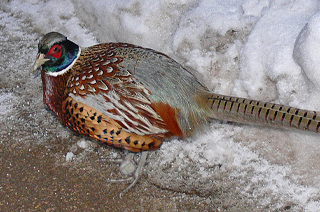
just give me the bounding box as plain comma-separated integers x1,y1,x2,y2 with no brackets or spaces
34,32,320,193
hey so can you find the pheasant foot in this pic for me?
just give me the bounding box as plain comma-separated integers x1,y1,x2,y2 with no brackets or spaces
107,151,148,197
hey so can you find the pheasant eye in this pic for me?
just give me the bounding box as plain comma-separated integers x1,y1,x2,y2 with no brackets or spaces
47,44,62,59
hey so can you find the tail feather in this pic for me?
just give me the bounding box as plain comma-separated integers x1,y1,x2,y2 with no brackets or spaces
206,93,320,133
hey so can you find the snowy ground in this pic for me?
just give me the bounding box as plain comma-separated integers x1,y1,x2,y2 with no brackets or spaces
2,0,320,211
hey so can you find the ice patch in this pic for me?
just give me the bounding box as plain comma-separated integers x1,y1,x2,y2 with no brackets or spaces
0,93,14,116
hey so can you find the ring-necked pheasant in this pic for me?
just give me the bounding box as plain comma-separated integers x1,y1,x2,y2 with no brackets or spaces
34,32,320,193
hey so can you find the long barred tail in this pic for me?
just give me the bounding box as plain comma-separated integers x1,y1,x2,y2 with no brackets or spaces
206,93,320,133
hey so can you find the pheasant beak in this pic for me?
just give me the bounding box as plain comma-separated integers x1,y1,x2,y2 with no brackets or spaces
33,53,50,72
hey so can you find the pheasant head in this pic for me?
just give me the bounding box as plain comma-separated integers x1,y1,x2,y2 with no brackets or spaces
33,32,80,76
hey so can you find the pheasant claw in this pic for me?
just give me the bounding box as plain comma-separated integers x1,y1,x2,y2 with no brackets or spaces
107,151,148,197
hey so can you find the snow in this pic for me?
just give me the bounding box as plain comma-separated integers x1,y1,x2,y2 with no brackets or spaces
294,11,320,89
3,0,320,210
65,152,75,162
236,0,320,104
77,140,89,149
0,93,14,116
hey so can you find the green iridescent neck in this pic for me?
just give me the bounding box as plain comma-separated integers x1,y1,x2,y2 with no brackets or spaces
45,44,80,76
